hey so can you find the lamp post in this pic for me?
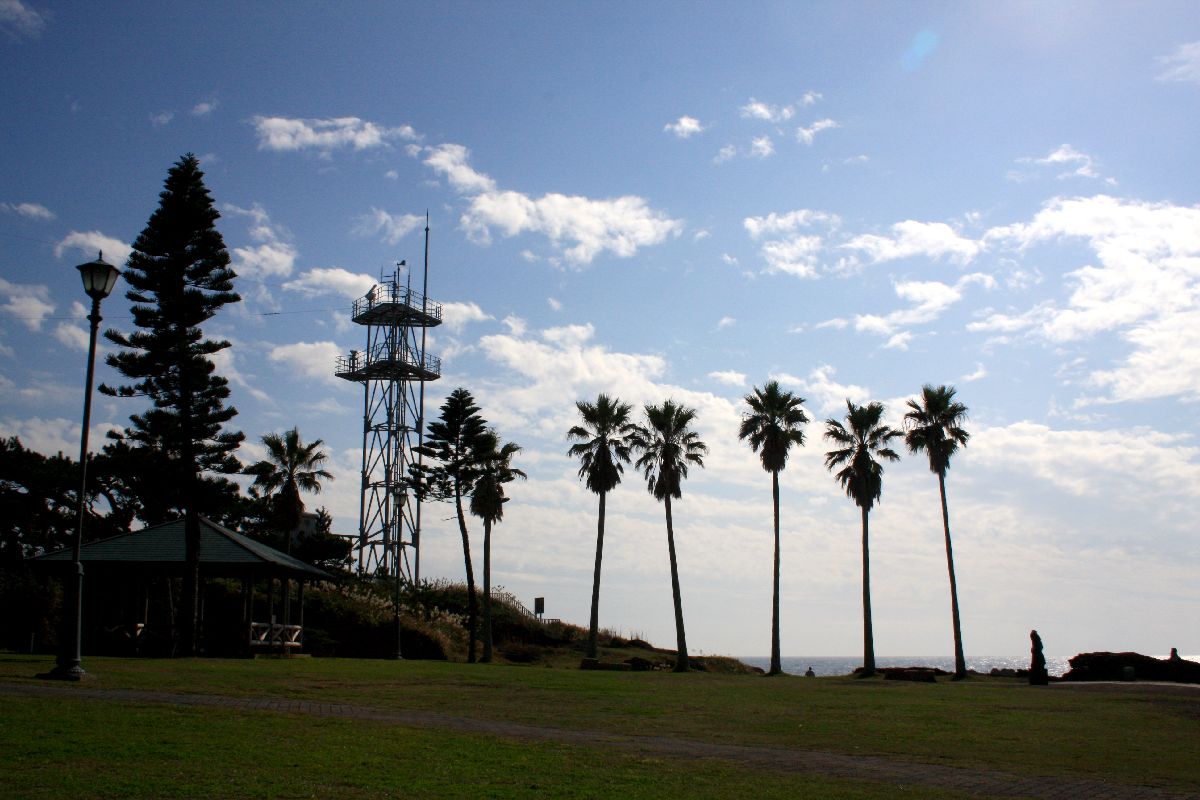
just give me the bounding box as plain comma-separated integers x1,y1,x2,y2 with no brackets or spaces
47,252,120,681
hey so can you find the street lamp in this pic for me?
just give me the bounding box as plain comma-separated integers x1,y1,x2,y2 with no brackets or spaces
47,252,120,681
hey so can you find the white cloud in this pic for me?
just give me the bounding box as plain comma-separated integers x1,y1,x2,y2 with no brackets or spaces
801,90,823,106
422,143,497,193
760,235,824,278
744,209,838,239
225,203,296,279
282,267,375,299
713,145,737,164
149,110,174,126
1156,41,1200,84
843,220,981,265
252,115,418,154
796,118,838,145
0,417,122,460
664,116,706,138
462,190,683,265
1,201,54,220
53,231,132,265
268,341,342,385
708,370,746,387
749,136,774,159
423,142,682,265
977,195,1200,403
1015,144,1113,184
54,321,88,351
0,0,46,38
0,278,54,330
547,297,562,311
353,208,423,244
962,363,988,382
850,274,994,340
970,422,1200,498
716,316,735,330
502,315,526,336
191,99,217,116
775,364,870,415
440,301,492,333
739,98,794,123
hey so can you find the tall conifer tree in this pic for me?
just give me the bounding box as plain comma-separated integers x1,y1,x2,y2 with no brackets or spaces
101,153,243,655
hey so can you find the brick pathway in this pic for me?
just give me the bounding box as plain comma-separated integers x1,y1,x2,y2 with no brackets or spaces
3,682,1196,800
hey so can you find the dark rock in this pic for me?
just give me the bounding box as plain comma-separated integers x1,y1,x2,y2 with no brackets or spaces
624,656,655,672
1062,652,1200,684
882,668,939,683
579,657,631,671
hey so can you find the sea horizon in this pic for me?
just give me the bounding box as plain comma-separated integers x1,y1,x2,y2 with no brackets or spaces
736,655,1091,677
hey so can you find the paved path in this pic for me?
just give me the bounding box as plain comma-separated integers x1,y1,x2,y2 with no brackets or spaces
3,682,1196,800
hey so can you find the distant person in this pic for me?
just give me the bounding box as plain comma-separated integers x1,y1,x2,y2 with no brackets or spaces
804,666,815,677
1170,647,1181,662
1029,629,1049,685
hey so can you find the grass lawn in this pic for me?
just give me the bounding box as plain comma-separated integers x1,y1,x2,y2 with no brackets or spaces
2,654,1197,798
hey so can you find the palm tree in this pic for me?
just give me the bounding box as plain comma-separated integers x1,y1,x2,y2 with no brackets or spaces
567,394,635,661
630,400,708,672
823,400,901,677
246,427,333,552
904,384,971,680
421,388,488,663
469,430,525,663
738,380,809,676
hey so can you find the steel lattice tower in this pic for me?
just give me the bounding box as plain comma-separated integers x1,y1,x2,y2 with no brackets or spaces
335,232,440,581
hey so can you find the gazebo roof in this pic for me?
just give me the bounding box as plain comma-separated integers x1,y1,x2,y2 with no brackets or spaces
32,516,331,580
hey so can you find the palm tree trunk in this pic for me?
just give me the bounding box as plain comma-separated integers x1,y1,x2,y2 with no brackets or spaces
769,470,782,676
587,490,607,660
861,505,875,676
939,471,966,679
663,495,688,672
482,518,493,663
454,484,477,664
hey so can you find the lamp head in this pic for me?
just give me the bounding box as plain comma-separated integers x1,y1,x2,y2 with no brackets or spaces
77,252,121,301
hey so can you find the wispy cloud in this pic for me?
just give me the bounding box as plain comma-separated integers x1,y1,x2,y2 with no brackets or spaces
0,0,46,38
252,115,419,154
353,208,423,245
664,115,706,138
0,278,54,330
1155,41,1200,84
739,97,794,123
1012,144,1115,185
796,118,838,145
1,201,54,220
224,203,297,279
708,369,746,387
749,136,774,158
282,267,374,299
54,231,131,264
422,142,682,266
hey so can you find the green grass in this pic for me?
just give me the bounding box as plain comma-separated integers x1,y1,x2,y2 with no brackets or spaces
2,654,1198,796
1,695,968,800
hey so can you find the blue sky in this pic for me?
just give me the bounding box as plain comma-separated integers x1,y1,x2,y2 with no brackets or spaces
2,1,1199,659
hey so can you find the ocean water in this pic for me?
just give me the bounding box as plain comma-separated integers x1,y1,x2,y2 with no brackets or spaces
738,655,1073,677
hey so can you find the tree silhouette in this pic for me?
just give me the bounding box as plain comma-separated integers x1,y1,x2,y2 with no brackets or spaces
245,427,333,552
630,400,707,672
738,381,808,676
421,388,488,663
824,400,901,677
567,394,635,661
904,384,971,680
469,431,525,663
101,153,243,655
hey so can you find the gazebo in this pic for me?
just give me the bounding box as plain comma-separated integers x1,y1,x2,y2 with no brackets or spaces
32,516,331,656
